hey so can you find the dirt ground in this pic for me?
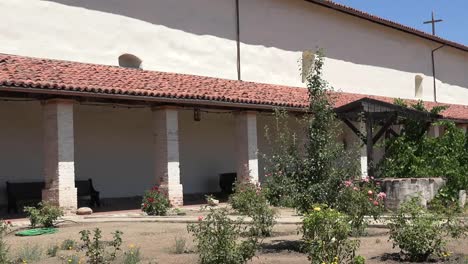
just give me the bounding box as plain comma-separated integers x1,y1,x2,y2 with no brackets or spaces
4,222,468,264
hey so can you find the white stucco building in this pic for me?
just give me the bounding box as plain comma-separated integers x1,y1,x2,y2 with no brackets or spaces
0,0,467,211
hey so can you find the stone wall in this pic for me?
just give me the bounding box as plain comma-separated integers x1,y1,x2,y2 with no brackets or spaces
380,178,446,210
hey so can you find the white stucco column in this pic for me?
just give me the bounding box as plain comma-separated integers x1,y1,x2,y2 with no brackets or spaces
359,121,368,179
153,107,183,206
42,99,77,213
235,111,259,183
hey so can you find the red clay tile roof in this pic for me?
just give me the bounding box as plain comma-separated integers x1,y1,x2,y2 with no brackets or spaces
0,54,308,108
1,54,468,121
305,0,468,53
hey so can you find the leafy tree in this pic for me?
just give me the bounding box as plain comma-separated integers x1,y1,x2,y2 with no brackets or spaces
378,100,468,199
263,50,359,213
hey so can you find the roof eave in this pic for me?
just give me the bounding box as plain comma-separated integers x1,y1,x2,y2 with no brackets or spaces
0,85,307,112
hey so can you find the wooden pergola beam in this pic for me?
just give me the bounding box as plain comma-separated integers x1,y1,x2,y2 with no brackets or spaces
342,118,366,144
373,114,398,145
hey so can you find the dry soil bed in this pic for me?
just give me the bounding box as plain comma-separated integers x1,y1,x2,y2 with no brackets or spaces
4,222,468,263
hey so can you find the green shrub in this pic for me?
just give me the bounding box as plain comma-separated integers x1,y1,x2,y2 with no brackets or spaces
187,208,259,264
79,228,123,264
379,104,468,201
173,236,186,254
354,255,366,264
16,244,42,263
141,186,170,216
263,170,296,208
61,239,77,250
46,245,59,257
428,187,463,214
124,246,141,264
23,202,64,228
302,205,359,264
229,181,276,237
229,181,259,214
262,110,299,208
0,220,11,263
336,178,385,236
388,197,467,262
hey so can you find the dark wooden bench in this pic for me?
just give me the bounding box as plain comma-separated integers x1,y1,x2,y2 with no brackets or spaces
6,179,100,213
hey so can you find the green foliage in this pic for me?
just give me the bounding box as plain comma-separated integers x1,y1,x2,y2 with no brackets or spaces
187,208,259,264
336,178,385,236
46,245,59,257
263,50,359,214
229,181,276,237
23,202,64,228
302,205,359,264
141,186,170,216
173,236,187,254
79,228,123,264
0,220,11,263
229,181,261,214
16,244,42,263
61,239,77,250
428,187,463,214
353,255,366,264
379,100,468,201
262,110,301,208
123,246,141,264
388,197,467,262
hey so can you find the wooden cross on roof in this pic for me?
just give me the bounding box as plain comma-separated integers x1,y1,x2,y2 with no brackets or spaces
424,11,443,36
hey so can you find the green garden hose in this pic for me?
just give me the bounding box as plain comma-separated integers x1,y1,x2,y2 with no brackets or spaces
15,228,58,236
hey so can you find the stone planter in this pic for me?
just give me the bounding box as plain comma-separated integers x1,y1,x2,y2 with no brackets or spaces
379,178,445,210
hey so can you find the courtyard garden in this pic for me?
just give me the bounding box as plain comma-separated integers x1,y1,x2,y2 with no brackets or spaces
1,50,467,264
0,204,467,264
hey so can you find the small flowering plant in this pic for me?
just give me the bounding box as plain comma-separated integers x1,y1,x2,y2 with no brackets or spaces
141,185,170,216
229,180,263,214
187,207,259,264
302,205,359,264
337,177,385,236
124,244,141,264
229,180,276,237
388,197,467,262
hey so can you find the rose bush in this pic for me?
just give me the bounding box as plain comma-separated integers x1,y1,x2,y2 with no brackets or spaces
24,202,64,228
302,205,359,264
141,185,170,216
187,207,259,264
229,181,276,237
336,177,385,236
388,197,467,262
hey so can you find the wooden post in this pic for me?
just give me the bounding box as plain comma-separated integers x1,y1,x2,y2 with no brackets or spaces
366,115,374,176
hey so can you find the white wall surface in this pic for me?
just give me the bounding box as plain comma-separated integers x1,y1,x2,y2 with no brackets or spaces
0,0,239,79
179,110,237,194
1,0,467,105
74,105,154,199
0,101,43,205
